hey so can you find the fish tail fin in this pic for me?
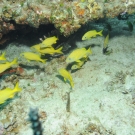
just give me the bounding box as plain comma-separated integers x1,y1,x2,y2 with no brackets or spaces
87,47,92,55
98,30,103,36
14,82,22,92
1,52,6,60
41,59,47,63
57,47,63,54
12,58,18,65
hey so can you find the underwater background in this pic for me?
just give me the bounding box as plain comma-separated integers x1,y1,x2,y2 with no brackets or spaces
0,1,135,135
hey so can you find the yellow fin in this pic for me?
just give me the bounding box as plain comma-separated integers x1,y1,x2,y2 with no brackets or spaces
11,58,18,65
14,82,22,92
57,47,63,54
98,30,103,36
0,52,6,60
1,52,6,60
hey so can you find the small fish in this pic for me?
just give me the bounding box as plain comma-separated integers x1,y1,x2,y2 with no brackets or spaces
82,30,103,40
40,36,58,49
0,58,18,74
0,52,6,61
66,47,92,64
30,43,41,51
103,34,109,54
104,34,109,48
0,82,22,104
58,68,74,88
31,43,63,55
34,46,63,55
20,52,46,63
103,34,112,55
71,57,88,70
0,66,24,76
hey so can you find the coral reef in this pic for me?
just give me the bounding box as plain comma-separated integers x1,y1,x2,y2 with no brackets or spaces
0,0,135,39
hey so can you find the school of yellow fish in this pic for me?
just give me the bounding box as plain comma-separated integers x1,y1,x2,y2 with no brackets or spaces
0,29,107,105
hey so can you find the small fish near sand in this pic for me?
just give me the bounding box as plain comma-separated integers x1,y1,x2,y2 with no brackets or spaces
0,82,22,104
66,47,92,64
0,52,6,61
58,68,74,89
0,58,18,74
103,34,112,55
20,52,47,63
40,36,58,49
82,30,103,40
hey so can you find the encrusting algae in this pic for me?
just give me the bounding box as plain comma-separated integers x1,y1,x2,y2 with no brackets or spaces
58,68,74,89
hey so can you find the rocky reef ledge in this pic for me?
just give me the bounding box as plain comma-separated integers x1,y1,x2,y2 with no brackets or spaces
0,0,135,39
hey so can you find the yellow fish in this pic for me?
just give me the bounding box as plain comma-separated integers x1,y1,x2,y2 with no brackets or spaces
40,36,58,49
0,52,6,61
58,68,74,88
66,47,92,64
20,52,46,63
36,46,63,55
71,57,88,70
82,30,103,40
0,58,18,73
30,43,41,51
103,34,112,55
103,34,109,49
0,82,21,104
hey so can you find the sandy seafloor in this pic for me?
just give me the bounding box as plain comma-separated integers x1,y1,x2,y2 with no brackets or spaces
0,18,135,135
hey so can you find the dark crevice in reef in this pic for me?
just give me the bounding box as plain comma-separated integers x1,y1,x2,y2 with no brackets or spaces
0,22,78,53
